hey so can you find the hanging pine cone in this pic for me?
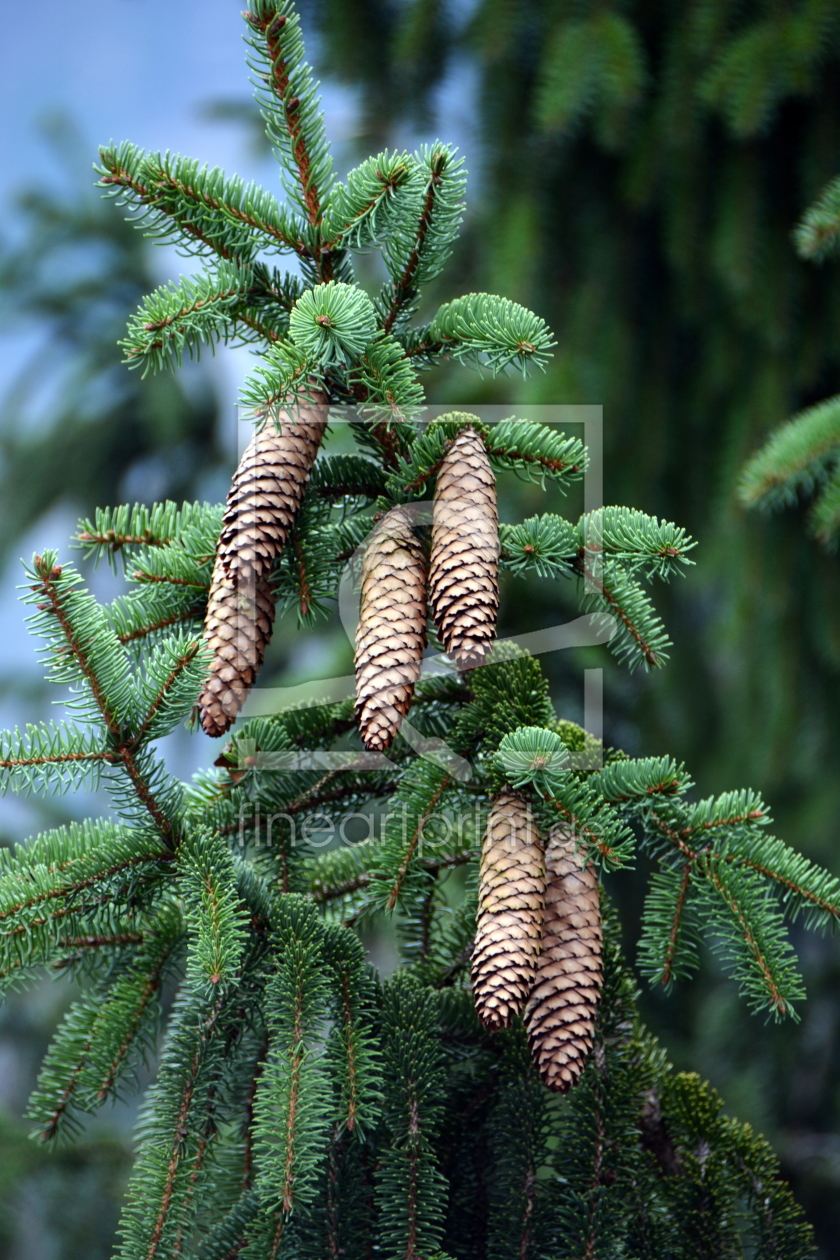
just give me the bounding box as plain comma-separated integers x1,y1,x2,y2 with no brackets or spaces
198,390,328,737
354,505,427,751
525,825,603,1092
429,427,499,669
471,789,545,1030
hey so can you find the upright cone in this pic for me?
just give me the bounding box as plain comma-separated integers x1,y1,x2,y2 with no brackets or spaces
354,506,427,751
471,790,545,1030
525,826,603,1092
199,390,329,737
429,427,499,669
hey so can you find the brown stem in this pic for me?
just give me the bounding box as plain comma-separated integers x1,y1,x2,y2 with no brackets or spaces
661,863,692,986
386,776,451,911
0,750,118,769
100,164,236,261
383,152,445,334
577,556,661,668
97,952,172,1101
118,608,204,645
247,11,323,227
142,165,307,255
703,860,790,1015
132,644,201,745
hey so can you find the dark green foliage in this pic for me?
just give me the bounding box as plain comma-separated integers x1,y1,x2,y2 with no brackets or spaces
1,457,827,1250
252,897,334,1217
376,977,449,1259
0,3,829,1254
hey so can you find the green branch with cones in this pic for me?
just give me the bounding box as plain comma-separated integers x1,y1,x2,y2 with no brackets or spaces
0,1,831,1255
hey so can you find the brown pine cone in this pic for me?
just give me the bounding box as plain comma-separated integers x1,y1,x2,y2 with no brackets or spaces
198,390,328,737
471,790,545,1031
354,505,427,751
525,826,603,1092
429,427,499,669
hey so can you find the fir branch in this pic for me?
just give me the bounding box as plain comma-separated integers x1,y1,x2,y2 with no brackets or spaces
794,171,840,261
500,514,579,580
662,864,695,986
376,976,448,1260
91,930,181,1103
115,987,234,1260
696,856,805,1018
373,762,454,912
244,1,333,233
577,506,696,579
76,502,220,567
384,413,478,497
485,419,587,489
121,263,285,376
576,556,671,670
381,145,466,331
22,558,181,838
637,865,702,990
132,637,209,744
25,554,136,733
239,342,315,414
306,452,388,502
0,833,171,937
180,833,249,997
809,465,840,548
352,333,426,424
322,149,418,250
545,778,635,871
97,142,308,261
117,609,205,646
27,905,183,1141
252,896,332,1215
0,722,118,794
423,293,556,375
589,755,693,805
323,925,382,1137
738,393,840,514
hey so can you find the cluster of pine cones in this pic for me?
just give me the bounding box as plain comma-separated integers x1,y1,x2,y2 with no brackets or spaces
473,791,603,1092
199,402,600,1091
198,401,498,747
355,423,499,750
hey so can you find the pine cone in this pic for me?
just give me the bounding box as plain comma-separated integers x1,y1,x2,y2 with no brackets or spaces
354,506,427,751
471,790,545,1031
525,826,603,1092
429,427,499,669
199,391,328,737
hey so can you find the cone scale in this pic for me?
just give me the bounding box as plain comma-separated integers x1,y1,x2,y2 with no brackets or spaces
198,389,329,737
525,825,603,1092
471,789,545,1031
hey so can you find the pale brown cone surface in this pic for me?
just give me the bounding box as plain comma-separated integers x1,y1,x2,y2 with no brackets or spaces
199,391,328,737
354,506,427,751
525,826,603,1093
471,790,545,1031
429,427,499,669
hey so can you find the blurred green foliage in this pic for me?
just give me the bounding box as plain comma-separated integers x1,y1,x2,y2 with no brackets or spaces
0,119,225,561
